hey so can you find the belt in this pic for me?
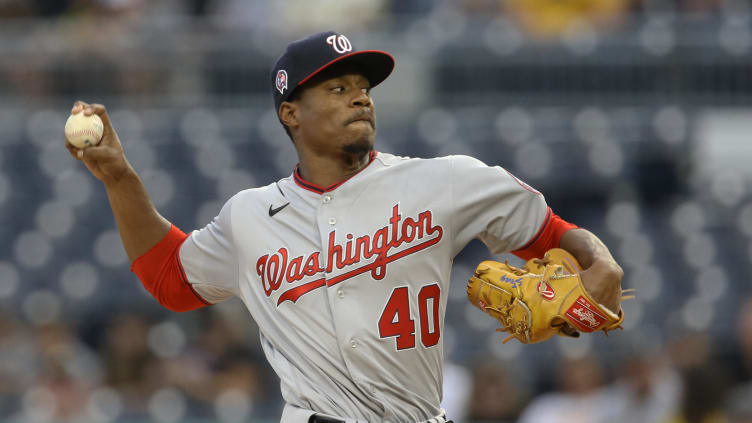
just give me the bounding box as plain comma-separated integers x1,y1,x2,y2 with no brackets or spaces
308,414,453,423
309,416,346,423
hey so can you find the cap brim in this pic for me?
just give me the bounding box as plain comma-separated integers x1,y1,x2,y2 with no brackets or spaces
298,50,395,89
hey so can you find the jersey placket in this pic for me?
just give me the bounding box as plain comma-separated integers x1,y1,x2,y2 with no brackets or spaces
315,184,384,406
317,191,354,349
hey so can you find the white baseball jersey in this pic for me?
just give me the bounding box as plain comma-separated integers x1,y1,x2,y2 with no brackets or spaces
178,152,548,422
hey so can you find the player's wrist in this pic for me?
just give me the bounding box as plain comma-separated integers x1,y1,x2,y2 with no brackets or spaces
581,260,623,313
589,258,624,281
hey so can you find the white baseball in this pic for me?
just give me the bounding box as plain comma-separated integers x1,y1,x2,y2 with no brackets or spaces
65,112,104,149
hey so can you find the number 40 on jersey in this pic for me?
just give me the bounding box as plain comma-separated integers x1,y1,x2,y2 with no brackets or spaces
378,283,441,350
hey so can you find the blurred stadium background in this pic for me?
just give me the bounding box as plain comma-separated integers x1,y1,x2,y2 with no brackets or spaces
1,0,752,422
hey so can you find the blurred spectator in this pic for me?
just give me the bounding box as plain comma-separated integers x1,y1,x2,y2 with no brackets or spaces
721,298,752,423
466,358,530,422
458,0,504,17
599,352,681,423
666,330,713,371
726,383,752,423
183,0,213,16
630,0,724,17
213,348,270,418
160,308,277,417
503,0,631,40
0,316,103,421
517,355,608,423
668,362,731,423
660,331,733,423
388,0,434,18
32,321,102,421
100,313,160,417
276,0,389,34
208,0,388,34
0,312,36,411
0,0,34,18
724,298,752,384
33,0,72,17
196,308,251,364
1,0,174,101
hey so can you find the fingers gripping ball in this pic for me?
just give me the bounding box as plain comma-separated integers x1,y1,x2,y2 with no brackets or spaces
65,113,104,148
466,257,625,344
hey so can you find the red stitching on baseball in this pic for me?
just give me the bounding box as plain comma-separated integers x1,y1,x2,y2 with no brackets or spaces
66,129,102,138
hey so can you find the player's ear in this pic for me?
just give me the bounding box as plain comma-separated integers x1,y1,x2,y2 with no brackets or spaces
278,102,298,130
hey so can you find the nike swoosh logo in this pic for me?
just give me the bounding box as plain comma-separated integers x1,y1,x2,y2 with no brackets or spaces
268,202,290,217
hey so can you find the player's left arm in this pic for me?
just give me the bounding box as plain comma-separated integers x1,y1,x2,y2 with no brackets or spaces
558,228,624,313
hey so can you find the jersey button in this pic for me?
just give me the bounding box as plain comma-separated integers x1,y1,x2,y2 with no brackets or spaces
323,195,332,204
328,217,336,225
350,340,357,348
337,289,344,299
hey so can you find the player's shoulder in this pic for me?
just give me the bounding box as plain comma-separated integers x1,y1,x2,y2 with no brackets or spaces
375,152,484,166
372,153,448,178
444,154,493,168
222,181,283,207
372,151,416,166
375,152,491,170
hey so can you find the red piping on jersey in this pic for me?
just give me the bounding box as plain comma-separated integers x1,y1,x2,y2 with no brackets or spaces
293,150,378,194
131,225,210,312
512,208,578,261
504,168,541,195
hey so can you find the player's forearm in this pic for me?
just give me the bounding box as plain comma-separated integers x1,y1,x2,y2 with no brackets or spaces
103,168,172,263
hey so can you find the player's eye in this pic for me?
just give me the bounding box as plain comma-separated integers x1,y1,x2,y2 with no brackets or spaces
331,86,344,93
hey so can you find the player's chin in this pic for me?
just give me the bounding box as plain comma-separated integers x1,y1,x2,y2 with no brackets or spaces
342,134,374,156
348,123,375,140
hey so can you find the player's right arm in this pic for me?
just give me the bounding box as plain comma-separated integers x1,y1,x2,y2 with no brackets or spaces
65,101,217,312
64,101,171,262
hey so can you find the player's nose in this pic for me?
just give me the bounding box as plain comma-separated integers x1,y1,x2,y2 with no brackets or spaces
351,90,372,108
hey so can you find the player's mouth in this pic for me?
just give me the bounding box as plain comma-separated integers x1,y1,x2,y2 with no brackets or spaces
346,112,375,129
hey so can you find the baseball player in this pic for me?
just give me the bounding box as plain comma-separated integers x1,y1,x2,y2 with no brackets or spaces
64,31,624,423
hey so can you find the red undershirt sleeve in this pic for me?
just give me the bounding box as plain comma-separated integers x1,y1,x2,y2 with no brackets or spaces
130,225,211,312
511,208,579,261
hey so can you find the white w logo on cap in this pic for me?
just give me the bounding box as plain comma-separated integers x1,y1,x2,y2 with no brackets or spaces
326,35,353,54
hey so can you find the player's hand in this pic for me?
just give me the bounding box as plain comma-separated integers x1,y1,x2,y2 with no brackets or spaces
579,259,623,314
65,101,133,186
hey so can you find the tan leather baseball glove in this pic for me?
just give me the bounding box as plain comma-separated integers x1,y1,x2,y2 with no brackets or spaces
466,248,626,344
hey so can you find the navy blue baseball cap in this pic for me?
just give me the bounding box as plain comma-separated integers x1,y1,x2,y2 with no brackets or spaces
271,31,395,112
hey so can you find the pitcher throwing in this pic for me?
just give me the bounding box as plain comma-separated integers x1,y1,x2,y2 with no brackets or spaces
65,31,625,423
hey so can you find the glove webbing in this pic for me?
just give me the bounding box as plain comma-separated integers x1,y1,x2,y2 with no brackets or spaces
485,262,550,344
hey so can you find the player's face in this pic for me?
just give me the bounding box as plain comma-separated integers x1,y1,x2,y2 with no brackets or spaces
294,66,375,157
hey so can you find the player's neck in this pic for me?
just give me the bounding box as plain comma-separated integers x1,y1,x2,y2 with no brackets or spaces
297,150,371,189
